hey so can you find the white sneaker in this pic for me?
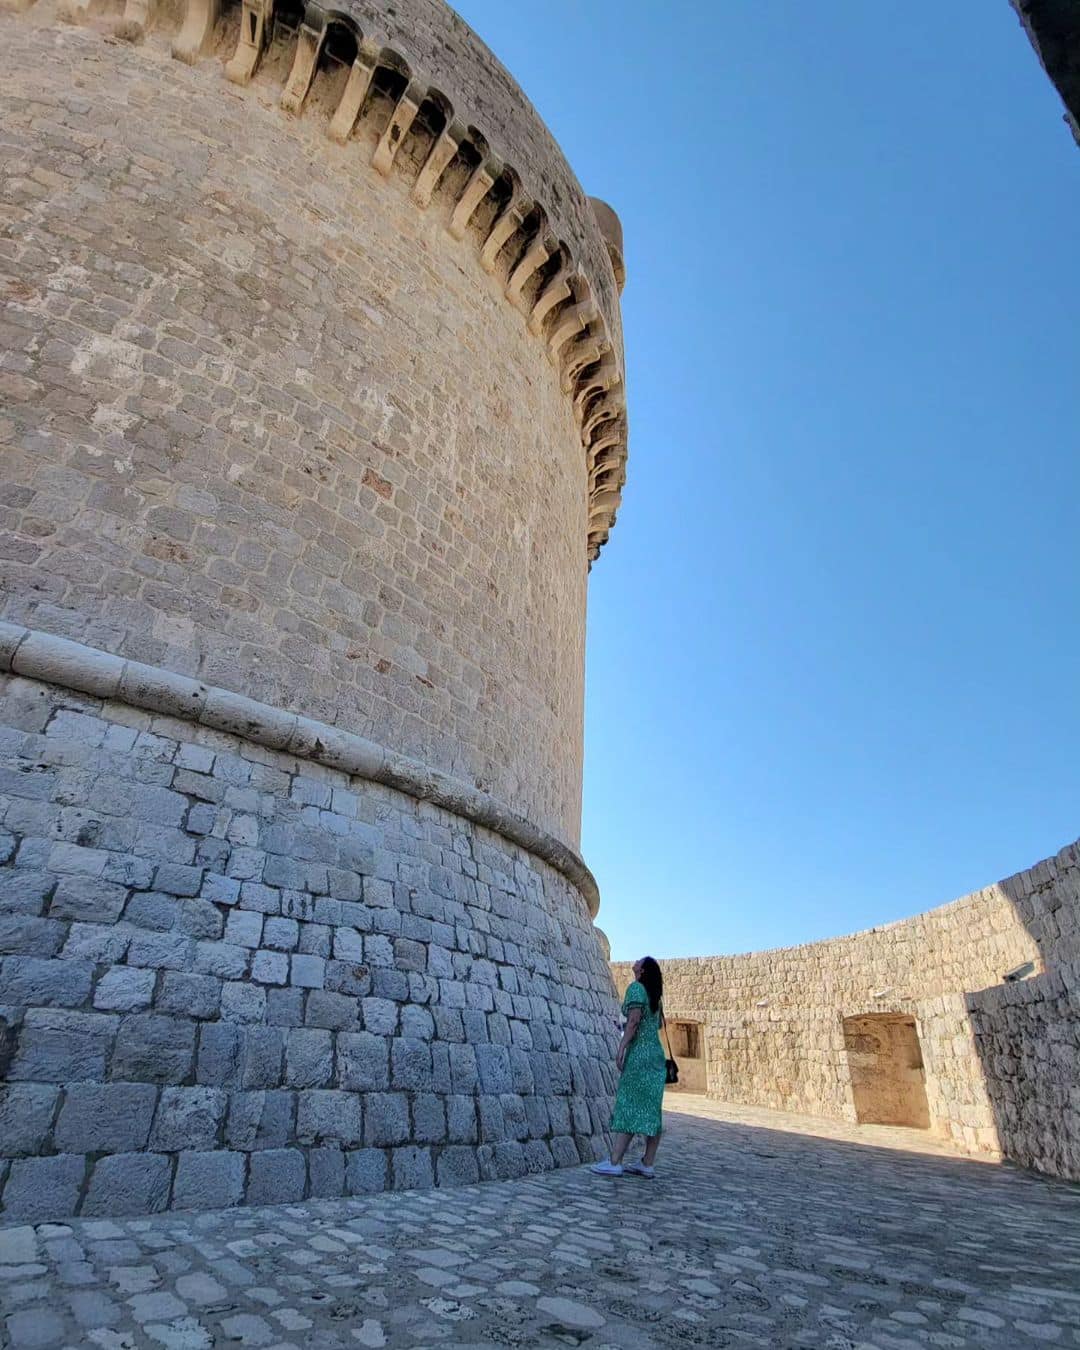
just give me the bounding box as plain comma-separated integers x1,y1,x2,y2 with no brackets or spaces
589,1159,624,1176
624,1162,656,1179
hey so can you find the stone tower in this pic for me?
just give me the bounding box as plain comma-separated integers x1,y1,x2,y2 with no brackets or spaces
0,0,627,1219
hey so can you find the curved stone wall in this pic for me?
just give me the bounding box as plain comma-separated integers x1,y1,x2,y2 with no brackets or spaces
0,0,628,843
0,0,624,1219
614,841,1080,1180
0,669,617,1221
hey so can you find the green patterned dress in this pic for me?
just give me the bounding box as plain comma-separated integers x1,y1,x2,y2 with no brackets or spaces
610,980,667,1136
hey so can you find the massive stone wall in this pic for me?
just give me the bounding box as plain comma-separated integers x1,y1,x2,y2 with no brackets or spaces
0,0,624,1218
0,669,617,1221
613,841,1080,1180
1,7,599,844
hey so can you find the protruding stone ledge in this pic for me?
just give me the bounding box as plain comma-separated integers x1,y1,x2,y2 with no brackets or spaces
0,622,601,917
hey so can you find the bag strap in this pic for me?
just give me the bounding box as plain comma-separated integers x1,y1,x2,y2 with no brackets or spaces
659,1000,677,1064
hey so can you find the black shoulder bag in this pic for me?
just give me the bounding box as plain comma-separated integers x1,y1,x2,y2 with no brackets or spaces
660,1002,679,1085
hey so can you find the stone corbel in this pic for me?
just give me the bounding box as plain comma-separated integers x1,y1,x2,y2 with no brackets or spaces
546,298,598,365
172,0,219,62
280,5,328,115
582,395,619,443
372,80,424,176
479,175,527,273
562,333,611,395
506,229,555,308
448,154,503,241
118,0,152,36
527,262,573,336
573,353,621,416
412,118,465,208
225,0,272,85
327,38,380,144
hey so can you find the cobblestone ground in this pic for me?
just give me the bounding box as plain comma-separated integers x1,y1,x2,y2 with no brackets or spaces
2,1097,1079,1349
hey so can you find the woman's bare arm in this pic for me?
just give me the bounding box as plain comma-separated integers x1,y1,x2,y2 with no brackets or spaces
616,1007,643,1071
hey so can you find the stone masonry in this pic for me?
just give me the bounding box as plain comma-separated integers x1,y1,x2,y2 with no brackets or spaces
0,0,626,1217
613,841,1080,1181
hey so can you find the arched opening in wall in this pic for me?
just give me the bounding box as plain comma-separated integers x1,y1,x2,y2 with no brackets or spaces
843,1013,930,1129
666,1019,707,1093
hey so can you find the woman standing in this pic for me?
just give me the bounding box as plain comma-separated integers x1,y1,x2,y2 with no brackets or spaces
591,956,667,1179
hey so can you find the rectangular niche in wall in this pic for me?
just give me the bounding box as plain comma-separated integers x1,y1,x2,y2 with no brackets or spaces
843,1013,931,1129
667,1019,707,1092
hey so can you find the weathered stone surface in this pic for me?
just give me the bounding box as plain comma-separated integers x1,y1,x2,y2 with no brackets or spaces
345,1148,388,1196
296,1090,363,1146
9,1009,117,1082
246,1148,306,1205
82,1152,172,1217
150,1087,227,1152
53,1082,158,1153
0,1083,60,1156
337,1031,389,1092
0,956,93,1008
364,1093,411,1147
172,1151,246,1210
94,966,156,1012
2,1153,85,1221
112,1015,197,1084
284,1029,334,1088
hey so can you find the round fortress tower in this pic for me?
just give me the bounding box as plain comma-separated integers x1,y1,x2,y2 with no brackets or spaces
0,0,625,1218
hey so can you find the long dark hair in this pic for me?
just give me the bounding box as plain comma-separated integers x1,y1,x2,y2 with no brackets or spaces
638,956,663,1014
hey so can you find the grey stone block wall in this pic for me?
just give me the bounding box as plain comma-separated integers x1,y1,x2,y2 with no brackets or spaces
0,674,618,1221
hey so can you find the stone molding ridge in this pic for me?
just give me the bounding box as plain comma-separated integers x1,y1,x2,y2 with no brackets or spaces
89,0,628,564
0,621,601,916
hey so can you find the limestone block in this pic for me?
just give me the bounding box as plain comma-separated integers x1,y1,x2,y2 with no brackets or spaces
391,1037,433,1091
50,876,127,924
112,1014,196,1084
290,954,326,989
54,1082,158,1153
391,1145,433,1191
82,1152,172,1217
285,1029,333,1087
436,1145,480,1187
221,982,266,1024
150,1087,227,1151
308,1146,345,1198
0,1083,60,1156
173,1150,246,1210
361,997,399,1036
1,1153,86,1221
240,1027,284,1089
251,949,289,985
9,1009,117,1082
363,1093,410,1147
157,972,221,1020
246,1148,306,1204
305,990,359,1031
0,955,92,1008
338,1032,389,1091
296,1090,363,1146
345,1148,387,1196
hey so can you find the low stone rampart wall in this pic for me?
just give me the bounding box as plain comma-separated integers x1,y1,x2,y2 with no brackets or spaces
613,842,1080,1179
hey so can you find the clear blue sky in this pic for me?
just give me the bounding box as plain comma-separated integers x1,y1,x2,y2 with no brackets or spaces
454,1,1080,961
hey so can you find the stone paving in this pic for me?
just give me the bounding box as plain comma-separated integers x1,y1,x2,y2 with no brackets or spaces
2,1096,1079,1350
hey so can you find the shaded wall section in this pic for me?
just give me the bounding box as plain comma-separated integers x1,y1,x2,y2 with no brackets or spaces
612,840,1080,1179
